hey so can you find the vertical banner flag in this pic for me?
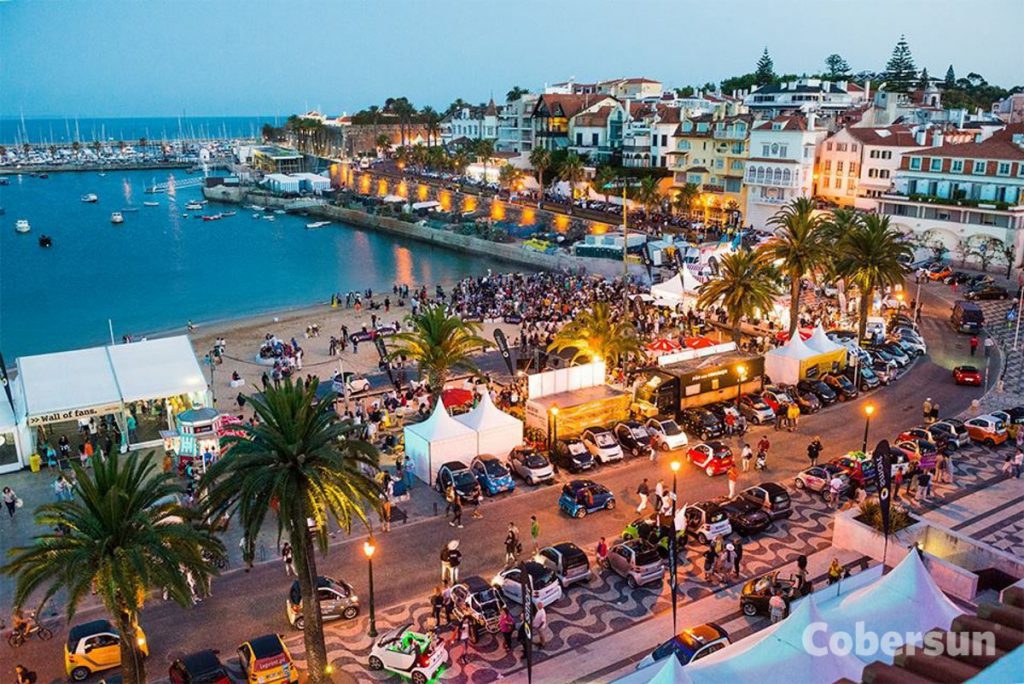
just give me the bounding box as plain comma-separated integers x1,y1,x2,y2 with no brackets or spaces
640,245,654,280
373,336,395,386
494,329,514,375
0,352,15,414
872,439,893,537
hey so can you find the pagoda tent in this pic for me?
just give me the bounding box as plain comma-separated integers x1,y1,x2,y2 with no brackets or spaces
679,266,703,294
803,324,848,374
403,400,477,486
650,273,685,304
612,654,691,683
455,391,524,456
762,334,817,385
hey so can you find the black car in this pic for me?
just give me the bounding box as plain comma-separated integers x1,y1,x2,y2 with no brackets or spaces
713,496,772,536
614,421,655,458
941,270,973,285
450,575,506,640
822,373,859,401
965,285,1009,301
843,364,879,391
780,384,821,413
168,650,231,684
677,408,724,440
740,571,802,617
797,379,837,405
537,542,592,587
738,482,792,520
551,439,595,472
877,342,911,366
435,461,482,504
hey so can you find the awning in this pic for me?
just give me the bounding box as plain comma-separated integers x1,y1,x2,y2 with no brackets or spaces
107,336,207,403
441,388,475,408
18,347,122,425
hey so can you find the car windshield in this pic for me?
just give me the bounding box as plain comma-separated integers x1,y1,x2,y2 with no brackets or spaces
524,453,548,468
707,510,727,524
634,546,661,566
659,420,682,436
594,432,616,447
813,381,830,393
629,426,649,440
452,470,476,487
772,493,790,504
713,447,731,459
474,588,501,605
567,442,588,456
483,460,508,477
698,412,717,425
529,567,558,587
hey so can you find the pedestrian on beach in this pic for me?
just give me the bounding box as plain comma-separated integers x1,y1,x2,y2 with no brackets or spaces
727,465,739,498
636,478,650,513
807,437,822,467
757,435,770,459
530,515,540,553
281,542,295,576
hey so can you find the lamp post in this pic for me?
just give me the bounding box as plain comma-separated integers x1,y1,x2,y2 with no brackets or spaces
862,403,875,453
735,364,747,410
363,537,378,638
548,406,559,453
669,459,681,635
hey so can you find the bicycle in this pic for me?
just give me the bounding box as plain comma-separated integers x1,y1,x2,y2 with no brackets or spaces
7,615,53,647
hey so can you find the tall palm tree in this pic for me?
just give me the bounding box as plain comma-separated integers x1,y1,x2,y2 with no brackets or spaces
375,133,391,157
594,165,618,206
765,197,826,337
388,305,490,393
837,214,913,340
636,176,662,216
498,163,522,191
420,106,442,147
202,379,379,684
673,183,700,218
506,86,529,102
529,147,552,191
559,152,587,209
2,452,223,684
548,301,643,368
450,150,471,176
475,138,496,186
697,248,781,343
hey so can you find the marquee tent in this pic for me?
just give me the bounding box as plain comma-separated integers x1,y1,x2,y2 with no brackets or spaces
403,400,477,486
650,270,702,305
762,334,817,385
455,391,524,456
801,324,848,376
17,347,123,426
106,336,208,403
612,655,689,684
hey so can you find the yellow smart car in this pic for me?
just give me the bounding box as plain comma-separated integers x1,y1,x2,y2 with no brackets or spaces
64,619,149,682
237,634,301,683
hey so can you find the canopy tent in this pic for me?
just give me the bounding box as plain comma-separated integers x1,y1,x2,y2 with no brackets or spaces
382,194,405,204
106,336,207,403
613,654,690,684
403,400,477,486
650,270,702,305
762,334,818,386
455,391,524,456
683,336,715,350
17,347,123,426
646,339,683,355
805,324,845,355
801,324,848,376
679,266,703,293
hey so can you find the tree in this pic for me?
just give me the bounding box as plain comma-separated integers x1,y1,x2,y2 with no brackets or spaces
202,379,378,684
390,98,416,147
446,98,468,115
594,165,618,206
559,152,587,208
2,451,223,684
825,54,851,79
674,86,695,98
696,249,780,343
997,242,1018,278
635,175,662,215
917,67,931,90
765,198,827,337
673,183,700,219
529,147,552,190
506,86,529,102
755,48,776,86
375,133,391,157
474,138,496,187
420,106,442,147
884,34,917,92
498,163,522,191
548,301,642,368
944,65,956,87
388,305,490,393
966,235,1004,272
836,214,912,340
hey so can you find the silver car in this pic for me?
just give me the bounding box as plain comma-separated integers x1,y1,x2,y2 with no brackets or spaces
508,447,555,485
604,539,664,588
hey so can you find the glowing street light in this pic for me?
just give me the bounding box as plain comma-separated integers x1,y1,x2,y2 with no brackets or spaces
862,403,875,453
364,537,378,638
669,459,681,635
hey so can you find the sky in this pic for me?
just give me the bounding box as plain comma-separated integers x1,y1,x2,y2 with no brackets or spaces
1,0,1021,118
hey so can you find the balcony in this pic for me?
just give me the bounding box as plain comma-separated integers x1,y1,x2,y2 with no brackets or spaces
881,192,1023,212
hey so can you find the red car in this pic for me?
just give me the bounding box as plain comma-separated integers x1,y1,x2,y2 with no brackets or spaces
953,365,982,386
687,441,735,477
829,455,878,490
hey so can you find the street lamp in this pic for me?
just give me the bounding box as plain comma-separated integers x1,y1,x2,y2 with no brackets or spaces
548,406,559,453
363,537,378,638
862,403,875,453
669,460,681,636
735,364,747,409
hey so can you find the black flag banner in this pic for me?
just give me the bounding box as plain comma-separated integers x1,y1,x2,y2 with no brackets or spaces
639,245,653,280
0,351,15,414
872,439,893,537
493,329,514,375
373,336,396,386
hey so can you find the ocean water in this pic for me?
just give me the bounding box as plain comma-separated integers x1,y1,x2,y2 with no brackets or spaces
0,116,283,144
0,170,513,358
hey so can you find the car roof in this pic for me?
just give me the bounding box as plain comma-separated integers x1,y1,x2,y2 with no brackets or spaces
704,441,727,450
461,575,492,594
69,619,115,642
584,426,610,433
441,461,471,471
246,634,285,658
756,482,787,496
550,541,583,556
566,479,595,490
180,650,224,673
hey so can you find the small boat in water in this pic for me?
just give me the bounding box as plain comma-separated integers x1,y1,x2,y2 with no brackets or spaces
248,204,265,211
252,213,260,219
306,221,331,229
0,178,10,185
38,173,48,179
122,207,140,213
221,211,236,217
98,172,107,177
185,201,203,210
201,213,223,222
15,219,31,234
143,201,160,207
110,212,124,224
262,215,276,221
273,209,286,215
39,235,52,247
81,193,99,203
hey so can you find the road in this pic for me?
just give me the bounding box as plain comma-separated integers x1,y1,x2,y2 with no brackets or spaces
12,280,999,683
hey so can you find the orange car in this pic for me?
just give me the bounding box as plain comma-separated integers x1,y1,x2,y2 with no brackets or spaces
927,264,953,281
963,415,1008,447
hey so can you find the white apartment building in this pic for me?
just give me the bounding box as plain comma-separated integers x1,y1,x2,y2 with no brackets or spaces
622,103,682,168
816,125,927,210
496,93,539,154
440,100,499,145
596,77,664,101
744,115,828,228
744,79,866,118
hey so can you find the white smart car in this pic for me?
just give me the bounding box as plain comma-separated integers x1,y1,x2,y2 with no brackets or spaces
581,426,624,463
368,624,447,684
645,417,689,451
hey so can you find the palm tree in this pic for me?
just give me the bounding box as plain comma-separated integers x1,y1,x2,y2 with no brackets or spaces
375,133,391,157
388,305,490,394
559,152,587,209
451,150,471,176
594,165,618,206
475,138,496,186
636,176,662,216
548,301,643,368
420,106,442,147
529,147,552,192
673,183,700,218
202,379,380,684
506,86,529,102
2,452,222,684
837,214,912,340
697,249,781,343
498,163,522,191
765,197,826,337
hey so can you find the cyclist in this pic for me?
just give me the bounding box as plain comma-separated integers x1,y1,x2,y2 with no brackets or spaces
11,608,33,639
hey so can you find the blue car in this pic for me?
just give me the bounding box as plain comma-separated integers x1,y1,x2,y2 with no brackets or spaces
558,479,615,518
471,455,515,496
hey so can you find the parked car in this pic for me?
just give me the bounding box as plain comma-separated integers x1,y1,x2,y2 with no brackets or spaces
964,284,1009,301
614,420,655,459
65,619,150,682
737,393,776,424
829,454,878,491
990,407,1024,439
951,300,985,333
635,623,731,670
898,427,952,453
645,416,689,451
740,571,802,617
551,438,595,472
760,386,794,413
930,419,970,448
686,441,735,477
963,415,1009,447
794,464,853,499
892,335,926,357
779,383,821,413
926,263,952,281
822,373,859,401
873,343,911,367
893,439,940,471
797,378,837,405
536,542,592,588
368,624,447,684
712,496,772,536
168,650,231,684
508,447,555,485
738,482,792,520
677,407,724,440
682,501,733,544
470,454,515,496
603,538,665,588
953,365,983,386
622,516,687,560
237,634,300,684
558,479,615,518
844,364,880,391
580,426,624,463
492,561,563,606
450,576,506,640
286,576,359,629
435,461,482,504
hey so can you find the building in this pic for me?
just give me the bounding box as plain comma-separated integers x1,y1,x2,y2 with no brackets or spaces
668,112,753,225
878,126,1024,269
251,145,304,174
440,100,500,145
744,78,866,117
531,93,618,152
595,77,664,101
497,93,539,154
568,101,627,163
743,115,828,229
992,93,1024,124
815,125,927,209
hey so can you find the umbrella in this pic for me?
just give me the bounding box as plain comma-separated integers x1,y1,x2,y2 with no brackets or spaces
441,388,474,408
683,336,715,349
646,339,682,353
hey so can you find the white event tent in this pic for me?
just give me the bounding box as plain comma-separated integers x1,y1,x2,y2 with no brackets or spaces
455,391,523,456
762,334,817,385
18,347,124,427
106,336,207,403
650,270,701,305
404,400,477,486
804,323,845,356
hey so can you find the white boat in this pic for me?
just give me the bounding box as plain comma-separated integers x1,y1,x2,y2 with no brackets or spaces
306,220,331,229
143,201,159,207
81,193,98,203
249,204,266,211
110,212,124,224
252,213,260,219
273,209,286,215
15,218,30,233
185,201,203,210
262,215,276,221
222,211,236,217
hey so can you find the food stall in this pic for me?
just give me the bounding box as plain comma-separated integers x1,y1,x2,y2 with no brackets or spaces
523,361,630,440
160,407,225,475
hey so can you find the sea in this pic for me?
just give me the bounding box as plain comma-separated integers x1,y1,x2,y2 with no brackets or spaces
0,115,283,145
0,169,514,358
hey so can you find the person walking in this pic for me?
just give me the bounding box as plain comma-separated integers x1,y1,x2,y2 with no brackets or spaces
498,607,515,652
596,536,609,566
732,538,743,577
774,406,785,431
741,442,753,472
727,465,739,498
807,437,823,467
281,542,296,576
769,591,786,623
447,541,462,584
969,336,979,357
444,484,456,519
504,522,520,567
452,616,472,665
450,498,463,528
431,586,445,627
757,435,770,460
530,515,540,554
380,495,392,533
984,335,994,358
14,664,37,684
1013,449,1023,479
636,478,650,513
703,545,718,582
918,470,933,501
788,402,800,432
532,601,549,648
922,398,933,424
3,486,19,518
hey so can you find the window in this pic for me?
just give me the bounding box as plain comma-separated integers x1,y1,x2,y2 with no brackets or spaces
852,144,858,152
973,160,987,175
869,150,878,159
747,166,756,181
662,134,668,147
930,158,943,172
591,133,599,145
997,162,1011,176
837,161,844,173
782,168,791,185
773,168,783,185
836,178,843,189
762,144,770,157
837,143,848,152
779,145,788,157
880,169,890,179
868,168,878,178
576,133,583,145
849,163,858,175
756,167,766,183
909,157,922,170
826,142,833,151
951,160,964,173
824,160,832,173
771,143,780,155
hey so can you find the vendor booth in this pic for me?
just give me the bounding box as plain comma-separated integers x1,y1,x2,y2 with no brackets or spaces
763,329,845,386
455,391,524,456
649,269,702,306
160,407,231,475
803,324,848,376
637,354,765,416
403,400,477,486
524,361,630,440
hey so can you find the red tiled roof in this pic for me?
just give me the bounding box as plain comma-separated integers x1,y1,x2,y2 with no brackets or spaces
844,125,921,147
573,106,614,127
534,94,608,119
655,105,682,124
912,127,1024,161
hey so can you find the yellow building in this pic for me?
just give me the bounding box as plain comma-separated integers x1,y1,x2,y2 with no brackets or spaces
667,113,752,227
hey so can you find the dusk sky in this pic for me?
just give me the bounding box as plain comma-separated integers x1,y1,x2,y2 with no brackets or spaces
2,0,1021,118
